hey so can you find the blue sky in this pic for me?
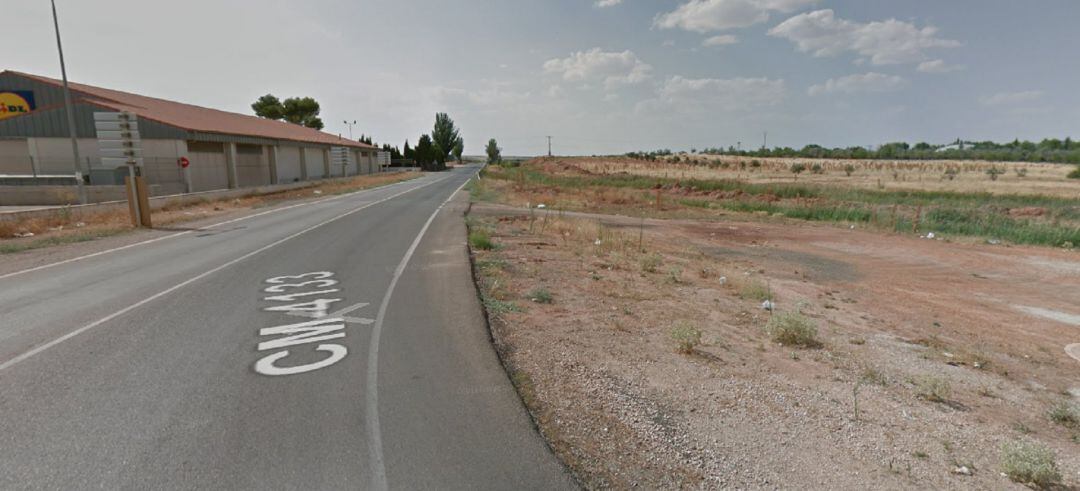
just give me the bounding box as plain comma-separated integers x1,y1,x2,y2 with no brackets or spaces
5,0,1079,155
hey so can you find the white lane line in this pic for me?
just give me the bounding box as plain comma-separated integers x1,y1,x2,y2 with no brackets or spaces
0,176,427,281
365,172,475,491
0,176,449,373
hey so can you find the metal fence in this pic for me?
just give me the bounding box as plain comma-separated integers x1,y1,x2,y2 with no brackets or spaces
0,156,185,189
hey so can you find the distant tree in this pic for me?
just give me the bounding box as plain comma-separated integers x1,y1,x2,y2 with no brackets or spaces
252,94,285,120
251,94,324,129
790,163,806,180
485,138,501,164
416,134,436,171
431,113,460,170
403,140,414,160
451,136,464,163
281,97,323,129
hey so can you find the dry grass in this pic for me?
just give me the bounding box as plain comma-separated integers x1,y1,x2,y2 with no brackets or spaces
593,155,1078,198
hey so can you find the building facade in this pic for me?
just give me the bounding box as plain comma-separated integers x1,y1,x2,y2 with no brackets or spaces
0,71,380,201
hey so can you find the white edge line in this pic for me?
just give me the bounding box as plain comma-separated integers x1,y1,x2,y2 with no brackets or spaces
0,176,449,373
365,171,475,491
0,175,426,281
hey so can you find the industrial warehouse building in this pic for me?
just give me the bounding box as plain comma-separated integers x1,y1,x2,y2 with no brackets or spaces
0,70,382,204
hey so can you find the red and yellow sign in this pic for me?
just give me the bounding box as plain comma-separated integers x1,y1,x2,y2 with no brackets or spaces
0,91,36,121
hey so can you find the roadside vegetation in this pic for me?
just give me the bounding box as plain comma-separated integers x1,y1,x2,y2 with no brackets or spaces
0,172,419,254
476,158,1080,248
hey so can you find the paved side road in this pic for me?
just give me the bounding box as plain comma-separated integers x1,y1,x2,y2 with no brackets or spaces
0,165,574,489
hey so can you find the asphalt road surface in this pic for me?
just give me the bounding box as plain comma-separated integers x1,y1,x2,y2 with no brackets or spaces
0,165,574,489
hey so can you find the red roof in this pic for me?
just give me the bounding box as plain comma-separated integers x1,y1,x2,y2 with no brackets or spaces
6,70,376,149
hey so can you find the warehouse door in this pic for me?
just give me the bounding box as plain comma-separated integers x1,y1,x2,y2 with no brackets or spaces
186,141,229,191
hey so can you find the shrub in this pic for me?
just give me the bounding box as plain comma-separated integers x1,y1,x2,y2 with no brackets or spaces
469,229,495,250
738,279,771,301
764,310,820,348
912,374,951,403
790,163,807,177
1015,168,1028,178
670,322,702,354
1048,401,1079,428
640,253,662,273
1068,166,1080,179
1001,440,1061,488
527,287,553,304
810,163,824,174
843,164,855,176
986,167,1005,181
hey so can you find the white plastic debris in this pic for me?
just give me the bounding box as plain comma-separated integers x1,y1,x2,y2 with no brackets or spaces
594,239,602,245
926,232,936,239
761,300,775,311
75,221,86,228
313,190,323,195
537,203,546,209
14,232,34,238
953,466,972,476
718,276,728,286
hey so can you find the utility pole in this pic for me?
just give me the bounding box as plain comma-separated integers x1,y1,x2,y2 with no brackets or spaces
344,120,356,140
546,136,552,157
51,0,86,204
762,131,768,150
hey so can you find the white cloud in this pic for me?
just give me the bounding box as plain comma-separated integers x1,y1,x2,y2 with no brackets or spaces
545,85,564,98
768,9,960,65
979,90,1043,107
640,75,786,113
916,59,964,73
655,0,817,33
807,72,908,96
543,48,653,90
703,34,738,47
595,0,623,7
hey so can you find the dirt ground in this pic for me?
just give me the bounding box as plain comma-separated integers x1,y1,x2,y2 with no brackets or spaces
469,201,1080,489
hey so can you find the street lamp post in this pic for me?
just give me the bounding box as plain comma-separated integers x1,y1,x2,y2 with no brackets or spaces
344,120,356,140
51,0,87,204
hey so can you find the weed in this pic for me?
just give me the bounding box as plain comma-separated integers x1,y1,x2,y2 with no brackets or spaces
912,374,951,403
1048,401,1079,428
913,451,929,459
640,253,662,273
1068,166,1080,179
1013,422,1034,435
844,164,856,177
861,367,889,386
666,267,684,284
849,337,866,345
764,310,820,348
469,229,496,250
527,287,554,304
738,279,771,302
670,321,702,354
1000,440,1061,488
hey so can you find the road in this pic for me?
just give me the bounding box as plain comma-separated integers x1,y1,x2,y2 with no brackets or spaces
0,165,573,489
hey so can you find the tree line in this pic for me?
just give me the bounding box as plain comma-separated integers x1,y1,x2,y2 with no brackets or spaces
697,138,1080,164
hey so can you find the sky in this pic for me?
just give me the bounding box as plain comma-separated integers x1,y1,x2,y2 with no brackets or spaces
4,0,1079,155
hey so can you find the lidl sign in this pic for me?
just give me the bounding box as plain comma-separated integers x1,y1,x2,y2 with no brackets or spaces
0,91,36,121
